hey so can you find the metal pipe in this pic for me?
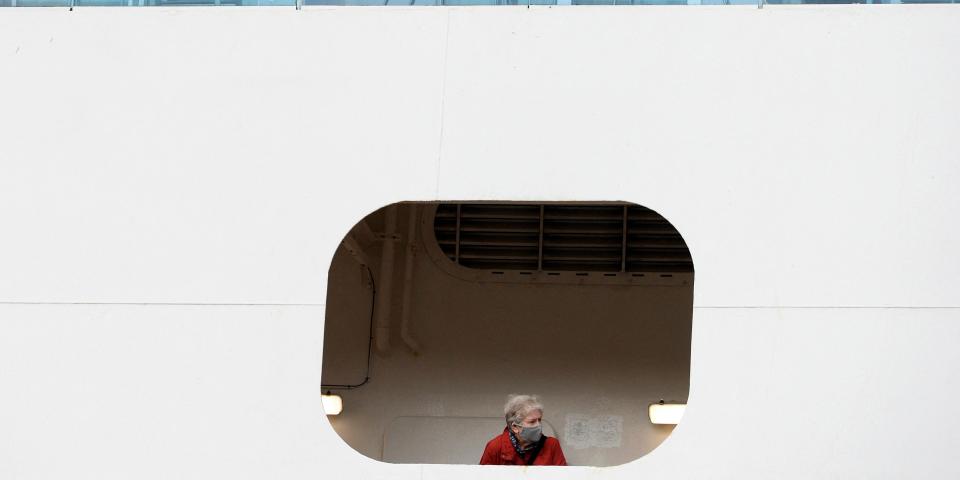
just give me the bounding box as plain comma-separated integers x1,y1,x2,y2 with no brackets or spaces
399,205,422,355
374,205,397,354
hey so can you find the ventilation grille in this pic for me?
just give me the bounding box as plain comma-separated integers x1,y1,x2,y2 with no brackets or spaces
433,203,692,273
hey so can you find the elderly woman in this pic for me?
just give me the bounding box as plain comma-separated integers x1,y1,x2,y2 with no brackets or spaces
479,395,567,466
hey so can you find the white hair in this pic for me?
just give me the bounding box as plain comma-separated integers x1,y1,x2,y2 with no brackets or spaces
504,394,544,426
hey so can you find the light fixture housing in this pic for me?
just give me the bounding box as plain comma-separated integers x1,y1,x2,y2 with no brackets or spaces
322,393,343,416
649,401,685,425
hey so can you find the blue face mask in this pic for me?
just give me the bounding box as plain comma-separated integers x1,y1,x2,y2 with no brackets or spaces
516,423,542,444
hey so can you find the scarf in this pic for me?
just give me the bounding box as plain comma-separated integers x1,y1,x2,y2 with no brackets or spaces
507,429,546,465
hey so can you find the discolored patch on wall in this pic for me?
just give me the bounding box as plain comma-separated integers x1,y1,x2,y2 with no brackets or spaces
564,414,623,449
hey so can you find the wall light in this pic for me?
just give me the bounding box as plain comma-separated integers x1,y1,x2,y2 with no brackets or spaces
649,400,685,425
322,392,343,416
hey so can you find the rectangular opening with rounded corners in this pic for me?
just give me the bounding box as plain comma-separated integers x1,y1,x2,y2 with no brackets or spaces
321,201,693,467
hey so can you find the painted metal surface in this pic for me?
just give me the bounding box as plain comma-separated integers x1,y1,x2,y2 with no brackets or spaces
1,5,959,479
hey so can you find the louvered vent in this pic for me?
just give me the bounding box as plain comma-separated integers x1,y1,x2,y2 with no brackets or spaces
433,203,692,273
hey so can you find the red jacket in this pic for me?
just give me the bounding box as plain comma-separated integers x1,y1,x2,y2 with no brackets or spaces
479,428,567,466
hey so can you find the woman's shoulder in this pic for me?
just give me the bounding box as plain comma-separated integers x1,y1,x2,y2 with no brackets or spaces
479,430,509,465
540,436,568,465
484,429,509,450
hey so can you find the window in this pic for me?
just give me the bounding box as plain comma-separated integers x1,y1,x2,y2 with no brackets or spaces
322,201,693,466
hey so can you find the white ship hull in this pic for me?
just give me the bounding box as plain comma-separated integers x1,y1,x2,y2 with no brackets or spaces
1,5,958,478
